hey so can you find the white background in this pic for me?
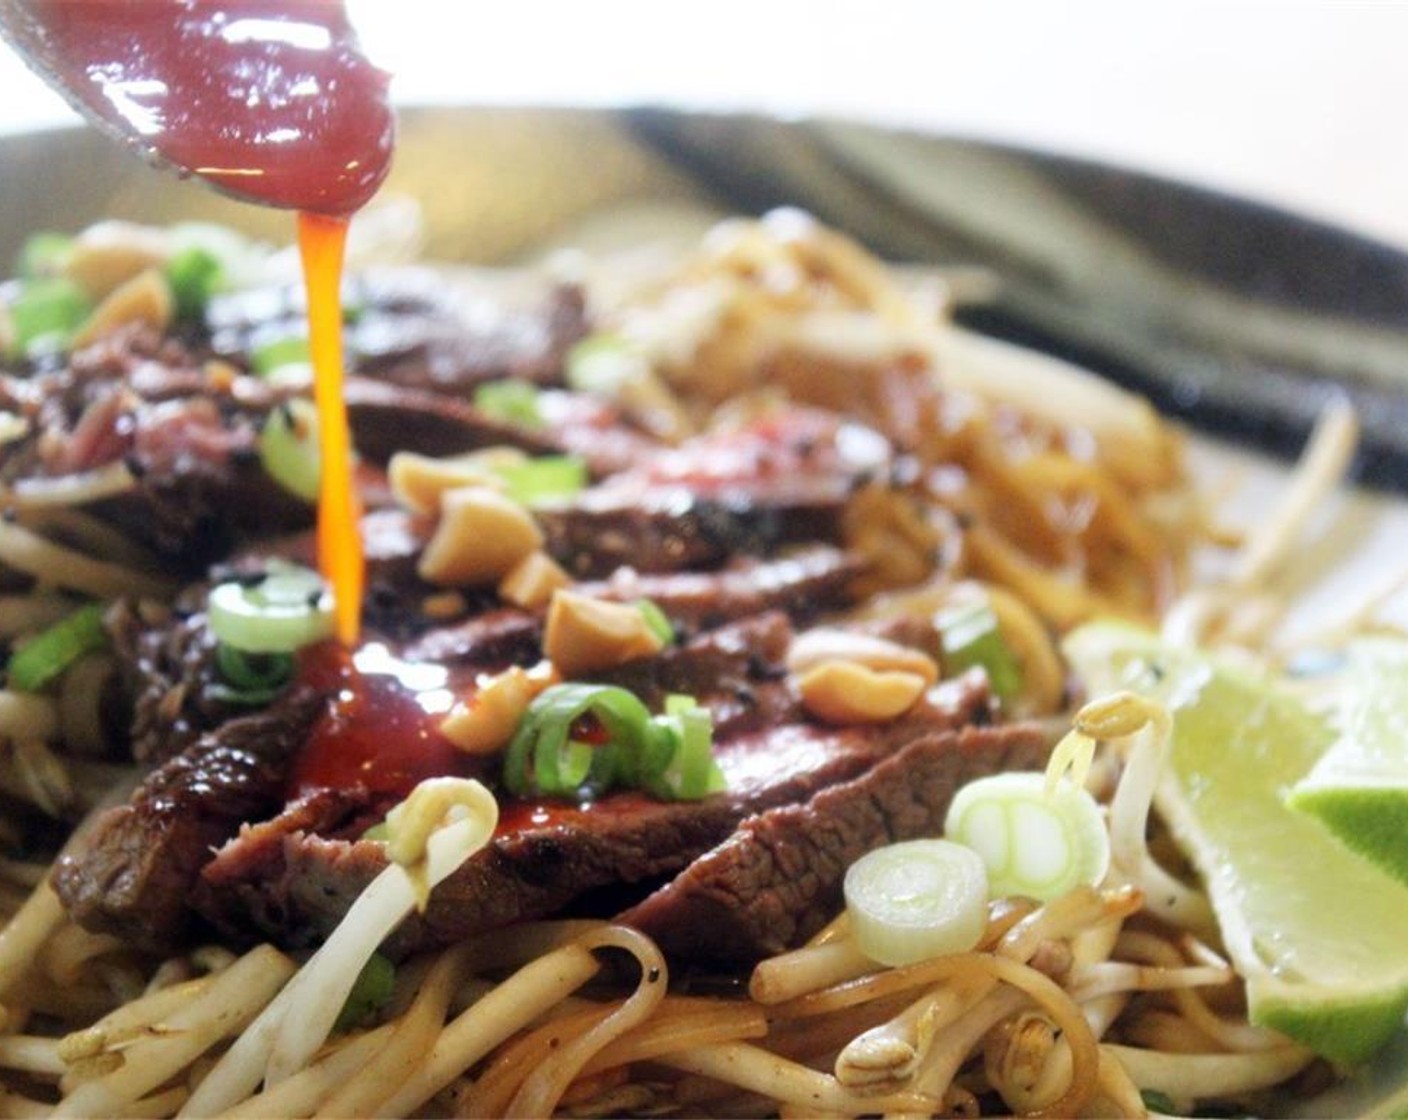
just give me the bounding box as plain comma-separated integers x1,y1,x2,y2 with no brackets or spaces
0,1,1405,249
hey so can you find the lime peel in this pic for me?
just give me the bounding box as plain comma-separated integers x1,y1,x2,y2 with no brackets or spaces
1065,621,1408,1067
1286,638,1408,888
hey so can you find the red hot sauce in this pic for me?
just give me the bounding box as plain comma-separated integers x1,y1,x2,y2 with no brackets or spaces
288,642,469,800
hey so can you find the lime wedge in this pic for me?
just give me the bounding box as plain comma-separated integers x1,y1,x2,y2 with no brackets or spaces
1064,621,1408,1067
1287,638,1408,888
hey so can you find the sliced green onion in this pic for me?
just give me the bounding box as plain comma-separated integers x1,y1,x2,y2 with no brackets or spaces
251,334,312,385
169,221,260,282
844,839,990,967
361,821,389,842
165,244,224,321
207,561,334,654
505,683,648,798
215,643,294,690
207,643,295,706
474,380,544,429
7,277,92,358
652,694,726,800
252,335,310,373
1140,1089,1178,1115
634,599,675,647
259,399,321,504
17,232,73,280
504,683,723,802
494,455,587,507
333,952,395,1033
944,771,1110,902
564,332,648,397
936,598,1022,703
6,601,107,692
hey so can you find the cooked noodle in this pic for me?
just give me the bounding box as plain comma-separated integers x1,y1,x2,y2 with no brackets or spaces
0,520,171,600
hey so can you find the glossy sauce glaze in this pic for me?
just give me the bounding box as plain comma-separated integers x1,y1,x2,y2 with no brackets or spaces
18,0,393,213
286,639,665,830
288,641,470,800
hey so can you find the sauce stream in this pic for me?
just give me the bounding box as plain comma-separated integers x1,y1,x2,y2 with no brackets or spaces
298,211,363,645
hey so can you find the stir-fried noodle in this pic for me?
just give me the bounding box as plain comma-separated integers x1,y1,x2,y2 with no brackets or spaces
0,209,1392,1117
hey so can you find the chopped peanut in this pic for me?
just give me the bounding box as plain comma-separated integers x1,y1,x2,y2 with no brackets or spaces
499,550,573,609
421,590,468,621
417,485,544,587
388,449,523,516
442,670,519,754
62,221,170,299
544,590,665,678
796,660,928,724
70,269,173,349
786,628,938,687
440,660,561,755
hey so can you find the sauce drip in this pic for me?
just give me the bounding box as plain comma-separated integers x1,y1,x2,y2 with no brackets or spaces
289,642,467,799
17,0,393,213
298,211,363,644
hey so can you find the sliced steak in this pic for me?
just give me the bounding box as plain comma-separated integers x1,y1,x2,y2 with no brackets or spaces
535,409,893,577
593,612,799,742
343,377,560,464
2,329,309,568
111,601,225,765
342,381,661,479
51,689,326,952
93,405,311,565
393,607,544,671
1,324,212,468
396,547,858,665
205,269,587,393
578,545,860,632
536,485,852,578
619,721,1049,963
348,274,587,392
194,675,993,957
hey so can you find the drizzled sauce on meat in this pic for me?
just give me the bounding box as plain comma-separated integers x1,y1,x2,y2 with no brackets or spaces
288,641,467,799
286,645,583,840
